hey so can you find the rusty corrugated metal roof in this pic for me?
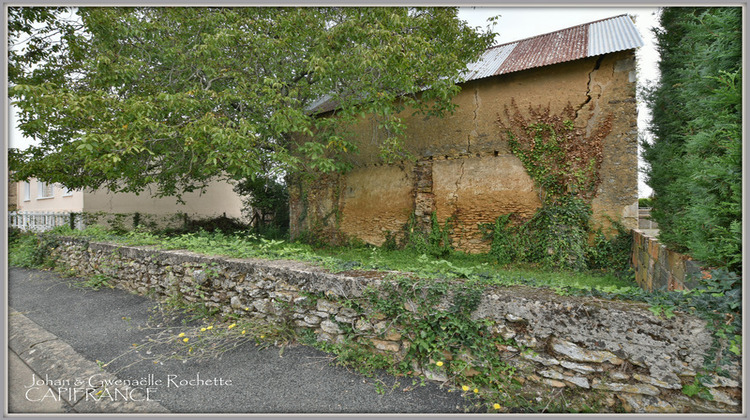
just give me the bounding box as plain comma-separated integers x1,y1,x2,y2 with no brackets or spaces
462,14,643,82
309,14,643,113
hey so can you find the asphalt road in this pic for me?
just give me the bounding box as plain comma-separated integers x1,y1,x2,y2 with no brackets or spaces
7,267,479,414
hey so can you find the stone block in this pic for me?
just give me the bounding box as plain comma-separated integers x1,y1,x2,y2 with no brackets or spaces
354,319,372,332
320,320,343,335
565,376,590,389
591,379,660,396
632,373,681,390
707,388,739,406
550,338,623,365
317,299,341,314
542,379,566,388
521,352,560,366
699,374,740,389
370,339,400,353
334,314,354,323
539,369,564,380
560,360,600,374
339,307,358,318
617,394,677,413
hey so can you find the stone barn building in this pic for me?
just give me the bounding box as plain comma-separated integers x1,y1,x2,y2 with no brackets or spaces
290,15,643,252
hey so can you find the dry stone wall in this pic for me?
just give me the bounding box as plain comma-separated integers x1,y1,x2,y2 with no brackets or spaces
51,237,741,413
632,229,704,291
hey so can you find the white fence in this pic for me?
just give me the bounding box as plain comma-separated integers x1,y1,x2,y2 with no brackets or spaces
8,211,85,232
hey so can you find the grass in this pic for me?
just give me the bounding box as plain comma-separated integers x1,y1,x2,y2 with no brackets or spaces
35,225,634,291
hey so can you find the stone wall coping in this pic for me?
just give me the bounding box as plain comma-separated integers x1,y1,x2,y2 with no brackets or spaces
57,235,680,319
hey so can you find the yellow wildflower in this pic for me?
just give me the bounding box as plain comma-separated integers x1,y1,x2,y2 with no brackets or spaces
260,335,265,339
178,332,185,337
200,328,207,332
241,330,246,334
228,323,237,329
473,388,479,394
183,338,189,343
436,361,444,367
462,385,469,392
207,326,213,330
493,403,501,410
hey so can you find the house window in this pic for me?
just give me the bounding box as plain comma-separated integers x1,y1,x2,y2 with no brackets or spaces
23,182,30,201
38,181,54,199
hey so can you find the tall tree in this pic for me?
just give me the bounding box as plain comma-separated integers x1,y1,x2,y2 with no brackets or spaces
9,7,495,198
643,7,742,272
7,7,83,86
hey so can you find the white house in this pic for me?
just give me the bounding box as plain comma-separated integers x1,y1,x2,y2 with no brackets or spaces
8,102,246,229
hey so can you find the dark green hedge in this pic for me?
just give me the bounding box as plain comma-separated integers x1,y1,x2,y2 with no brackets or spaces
643,7,742,273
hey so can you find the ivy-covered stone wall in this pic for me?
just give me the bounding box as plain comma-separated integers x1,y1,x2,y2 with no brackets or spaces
51,237,740,413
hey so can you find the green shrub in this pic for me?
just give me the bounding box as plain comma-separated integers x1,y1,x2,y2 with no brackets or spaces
402,212,453,258
482,197,633,276
7,231,60,268
483,214,516,265
161,215,249,236
585,225,633,276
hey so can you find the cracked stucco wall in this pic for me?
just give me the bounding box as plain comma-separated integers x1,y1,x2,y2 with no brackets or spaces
290,50,639,251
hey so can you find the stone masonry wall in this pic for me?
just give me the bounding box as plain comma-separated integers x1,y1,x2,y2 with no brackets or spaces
290,50,639,252
632,229,704,292
51,237,741,413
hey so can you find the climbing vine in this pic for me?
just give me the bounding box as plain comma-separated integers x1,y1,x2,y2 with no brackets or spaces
498,100,612,201
485,100,625,272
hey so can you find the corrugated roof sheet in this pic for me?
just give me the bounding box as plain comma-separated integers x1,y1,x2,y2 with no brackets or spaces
587,15,645,56
460,42,517,81
462,14,643,82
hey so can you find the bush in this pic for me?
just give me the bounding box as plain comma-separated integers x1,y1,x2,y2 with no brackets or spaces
586,225,634,276
483,214,516,265
402,212,453,258
161,215,249,236
482,197,633,275
7,231,59,269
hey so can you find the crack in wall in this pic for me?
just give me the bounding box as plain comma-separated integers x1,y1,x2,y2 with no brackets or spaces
574,56,605,122
468,87,480,153
453,159,466,210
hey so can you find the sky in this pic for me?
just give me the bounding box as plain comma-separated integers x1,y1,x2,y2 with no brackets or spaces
8,6,662,197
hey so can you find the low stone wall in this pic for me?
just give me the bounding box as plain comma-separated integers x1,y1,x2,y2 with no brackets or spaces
632,229,703,291
50,237,741,413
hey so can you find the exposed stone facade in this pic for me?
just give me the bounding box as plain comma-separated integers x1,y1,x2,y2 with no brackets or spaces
49,237,741,413
290,50,639,252
632,229,704,291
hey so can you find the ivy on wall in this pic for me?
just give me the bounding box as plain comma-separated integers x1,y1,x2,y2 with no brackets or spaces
498,100,612,202
486,100,627,272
